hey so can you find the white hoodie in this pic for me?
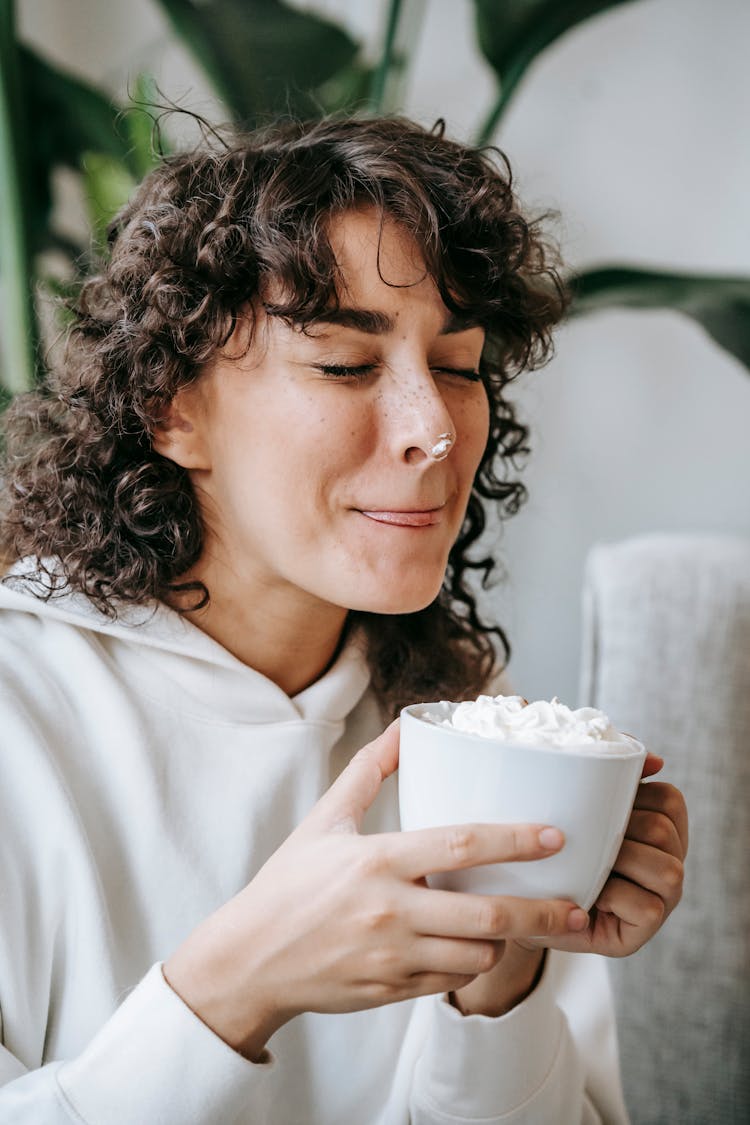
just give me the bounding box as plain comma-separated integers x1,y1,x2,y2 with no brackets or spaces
0,567,628,1124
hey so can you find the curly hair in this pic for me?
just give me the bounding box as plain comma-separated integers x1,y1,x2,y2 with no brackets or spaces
0,115,565,717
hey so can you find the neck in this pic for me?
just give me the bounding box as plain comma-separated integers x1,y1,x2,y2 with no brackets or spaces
172,553,350,697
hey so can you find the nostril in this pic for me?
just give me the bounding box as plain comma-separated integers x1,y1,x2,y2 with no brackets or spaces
404,446,429,465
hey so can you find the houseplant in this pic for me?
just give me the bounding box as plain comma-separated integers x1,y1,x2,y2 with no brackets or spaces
2,0,748,395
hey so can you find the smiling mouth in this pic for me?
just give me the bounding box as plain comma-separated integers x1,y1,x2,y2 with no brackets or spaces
358,508,444,527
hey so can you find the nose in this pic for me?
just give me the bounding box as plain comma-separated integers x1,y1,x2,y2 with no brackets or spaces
385,368,457,466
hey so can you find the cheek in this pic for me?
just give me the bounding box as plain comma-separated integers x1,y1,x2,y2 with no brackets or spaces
457,391,491,477
213,399,355,521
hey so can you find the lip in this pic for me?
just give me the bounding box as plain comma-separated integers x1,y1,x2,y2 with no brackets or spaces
358,508,445,527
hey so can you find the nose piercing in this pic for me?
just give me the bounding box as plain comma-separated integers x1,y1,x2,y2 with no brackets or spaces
428,432,455,461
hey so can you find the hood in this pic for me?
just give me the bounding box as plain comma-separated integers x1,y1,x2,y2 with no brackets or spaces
0,558,372,725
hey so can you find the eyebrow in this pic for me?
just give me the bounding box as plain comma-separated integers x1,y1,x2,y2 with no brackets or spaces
293,306,482,336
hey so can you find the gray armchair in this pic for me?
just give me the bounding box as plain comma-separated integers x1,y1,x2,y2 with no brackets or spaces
579,533,750,1124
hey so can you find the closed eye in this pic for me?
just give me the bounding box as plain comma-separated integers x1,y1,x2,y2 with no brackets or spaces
315,364,481,382
434,367,482,382
316,364,375,379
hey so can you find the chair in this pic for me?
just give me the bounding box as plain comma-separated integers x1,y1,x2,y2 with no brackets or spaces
579,533,750,1124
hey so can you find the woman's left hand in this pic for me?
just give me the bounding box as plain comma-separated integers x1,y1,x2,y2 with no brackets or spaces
541,753,688,957
452,754,688,1016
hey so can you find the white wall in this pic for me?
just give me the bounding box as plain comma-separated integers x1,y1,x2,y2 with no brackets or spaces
18,0,750,702
456,0,750,701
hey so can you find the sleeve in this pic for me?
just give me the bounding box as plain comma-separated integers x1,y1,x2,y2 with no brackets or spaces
0,964,277,1124
406,952,629,1125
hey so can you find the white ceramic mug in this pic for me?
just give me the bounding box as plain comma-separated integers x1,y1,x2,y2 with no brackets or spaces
398,701,646,910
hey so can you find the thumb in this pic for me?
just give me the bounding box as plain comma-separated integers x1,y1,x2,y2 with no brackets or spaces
306,719,400,834
641,750,664,779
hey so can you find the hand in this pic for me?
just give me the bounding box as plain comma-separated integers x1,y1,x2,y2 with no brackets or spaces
163,721,587,1059
449,940,549,1018
536,752,688,958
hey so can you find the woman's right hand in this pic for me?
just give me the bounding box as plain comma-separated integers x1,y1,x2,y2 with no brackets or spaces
163,720,585,1061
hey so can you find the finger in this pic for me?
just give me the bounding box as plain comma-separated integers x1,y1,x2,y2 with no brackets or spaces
595,874,665,932
407,885,588,941
640,752,664,779
402,972,480,1001
408,936,502,977
386,822,565,880
307,720,400,833
625,809,683,859
633,781,689,856
611,839,683,909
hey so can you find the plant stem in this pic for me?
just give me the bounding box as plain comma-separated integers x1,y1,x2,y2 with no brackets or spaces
369,0,404,115
0,0,38,394
474,80,517,146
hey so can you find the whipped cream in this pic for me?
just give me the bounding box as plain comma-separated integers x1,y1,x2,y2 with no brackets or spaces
431,694,631,751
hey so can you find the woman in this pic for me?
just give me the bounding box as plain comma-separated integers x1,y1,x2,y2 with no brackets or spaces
0,116,686,1123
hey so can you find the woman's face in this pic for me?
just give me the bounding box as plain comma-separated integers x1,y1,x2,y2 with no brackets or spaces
160,208,490,617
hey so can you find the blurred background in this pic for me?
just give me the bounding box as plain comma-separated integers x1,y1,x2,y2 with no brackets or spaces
3,0,750,703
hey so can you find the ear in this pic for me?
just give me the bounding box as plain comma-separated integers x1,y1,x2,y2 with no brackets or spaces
151,391,211,470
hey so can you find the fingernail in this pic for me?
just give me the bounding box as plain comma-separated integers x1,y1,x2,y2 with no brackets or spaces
538,827,564,850
567,908,589,931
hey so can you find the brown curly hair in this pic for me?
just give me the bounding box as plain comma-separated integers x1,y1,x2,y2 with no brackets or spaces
0,115,565,716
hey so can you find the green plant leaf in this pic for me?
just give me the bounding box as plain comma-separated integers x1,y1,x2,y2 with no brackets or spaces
367,0,427,116
568,267,750,371
82,76,164,251
369,0,403,114
472,0,642,141
155,0,361,125
0,3,38,393
21,47,140,171
316,60,375,116
20,46,140,255
38,272,80,333
82,153,138,250
121,72,168,179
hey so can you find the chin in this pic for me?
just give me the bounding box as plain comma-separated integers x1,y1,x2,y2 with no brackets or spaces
345,580,445,617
